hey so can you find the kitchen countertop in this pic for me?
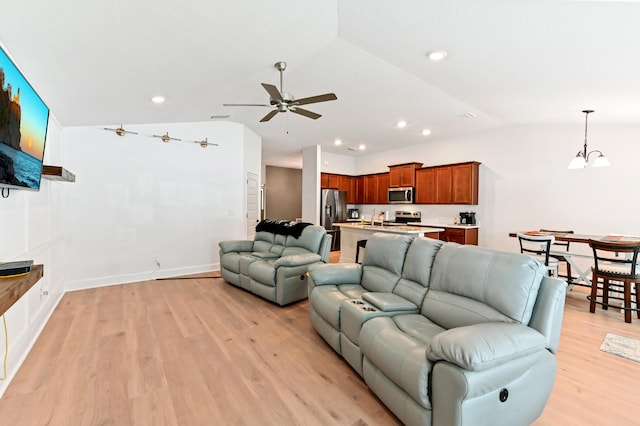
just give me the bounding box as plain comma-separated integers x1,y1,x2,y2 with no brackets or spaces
409,221,479,229
334,222,444,234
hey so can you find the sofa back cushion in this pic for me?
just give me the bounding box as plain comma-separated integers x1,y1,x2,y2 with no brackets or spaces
394,237,444,306
283,225,326,256
270,234,287,256
423,243,545,329
361,233,414,292
253,232,275,252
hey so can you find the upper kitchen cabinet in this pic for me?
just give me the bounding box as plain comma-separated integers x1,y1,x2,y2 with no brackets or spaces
361,173,389,204
451,162,479,204
377,173,390,204
415,162,480,205
321,173,357,204
388,162,422,187
415,168,436,204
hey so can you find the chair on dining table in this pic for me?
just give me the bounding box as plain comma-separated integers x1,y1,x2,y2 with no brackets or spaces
516,233,559,278
588,239,640,323
540,229,575,283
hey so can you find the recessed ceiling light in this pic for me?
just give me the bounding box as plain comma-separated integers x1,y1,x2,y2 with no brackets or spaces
358,144,366,150
427,50,447,61
422,129,432,136
334,139,342,146
151,96,165,104
397,120,407,128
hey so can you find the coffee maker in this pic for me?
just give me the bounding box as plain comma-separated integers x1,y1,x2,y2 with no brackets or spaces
348,208,360,219
459,211,476,225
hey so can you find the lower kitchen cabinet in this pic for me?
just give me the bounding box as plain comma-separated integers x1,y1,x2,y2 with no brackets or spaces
439,227,478,245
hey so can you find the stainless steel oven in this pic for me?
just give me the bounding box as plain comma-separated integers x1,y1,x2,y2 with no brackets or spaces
387,187,414,204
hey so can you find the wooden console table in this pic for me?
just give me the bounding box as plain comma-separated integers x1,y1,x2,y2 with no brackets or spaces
0,265,44,316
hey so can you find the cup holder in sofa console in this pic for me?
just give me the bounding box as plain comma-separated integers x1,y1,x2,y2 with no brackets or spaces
350,300,365,305
362,306,377,312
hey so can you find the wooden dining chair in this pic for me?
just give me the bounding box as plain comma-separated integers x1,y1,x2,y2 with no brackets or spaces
540,229,575,283
516,233,559,277
588,239,640,323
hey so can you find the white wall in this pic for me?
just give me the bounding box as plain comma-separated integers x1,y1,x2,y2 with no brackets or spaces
342,124,640,251
62,121,259,290
0,115,66,396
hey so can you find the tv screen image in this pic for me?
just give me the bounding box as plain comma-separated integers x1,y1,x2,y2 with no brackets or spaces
0,46,49,191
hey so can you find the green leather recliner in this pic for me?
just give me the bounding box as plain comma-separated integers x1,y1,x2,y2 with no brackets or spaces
308,233,566,426
219,224,332,306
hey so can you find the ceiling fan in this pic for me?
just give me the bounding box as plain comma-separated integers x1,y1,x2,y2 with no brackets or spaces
103,125,138,136
223,61,337,122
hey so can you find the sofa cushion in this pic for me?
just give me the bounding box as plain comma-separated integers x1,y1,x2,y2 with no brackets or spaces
424,244,546,329
360,315,445,410
284,225,326,255
361,233,414,292
221,252,251,273
394,237,444,306
248,259,278,286
253,231,275,253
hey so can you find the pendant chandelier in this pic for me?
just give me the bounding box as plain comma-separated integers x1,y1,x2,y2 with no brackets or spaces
568,110,610,169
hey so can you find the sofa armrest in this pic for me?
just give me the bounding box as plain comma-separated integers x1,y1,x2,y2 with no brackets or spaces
274,253,322,267
219,240,254,254
362,292,418,312
427,322,547,371
307,263,363,286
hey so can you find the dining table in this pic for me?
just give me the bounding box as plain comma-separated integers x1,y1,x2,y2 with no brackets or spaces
509,231,640,287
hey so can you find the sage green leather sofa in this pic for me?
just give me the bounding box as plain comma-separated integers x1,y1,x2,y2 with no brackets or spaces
219,222,331,306
307,233,566,426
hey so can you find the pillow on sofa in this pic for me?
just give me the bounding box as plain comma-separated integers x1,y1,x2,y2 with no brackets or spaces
424,244,546,329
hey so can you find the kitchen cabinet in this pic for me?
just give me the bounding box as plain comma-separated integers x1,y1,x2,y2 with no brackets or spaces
376,173,389,204
361,173,389,204
356,176,365,204
322,173,356,203
451,162,479,204
414,162,480,205
388,162,422,187
340,175,357,204
414,168,435,204
439,227,478,245
363,175,377,204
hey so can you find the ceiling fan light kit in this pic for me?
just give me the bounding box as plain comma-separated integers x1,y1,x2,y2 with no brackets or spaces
223,60,337,122
568,110,610,169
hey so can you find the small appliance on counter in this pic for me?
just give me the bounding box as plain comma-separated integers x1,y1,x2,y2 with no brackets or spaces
348,208,360,219
459,211,476,225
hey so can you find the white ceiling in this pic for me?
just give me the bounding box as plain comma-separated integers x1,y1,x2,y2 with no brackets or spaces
1,0,639,167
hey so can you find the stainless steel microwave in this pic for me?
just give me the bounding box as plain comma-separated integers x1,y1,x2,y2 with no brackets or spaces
388,187,414,204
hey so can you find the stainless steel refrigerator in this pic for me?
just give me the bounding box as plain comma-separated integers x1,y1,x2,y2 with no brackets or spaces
321,189,347,251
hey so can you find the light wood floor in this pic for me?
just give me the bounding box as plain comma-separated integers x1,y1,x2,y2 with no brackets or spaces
0,258,639,425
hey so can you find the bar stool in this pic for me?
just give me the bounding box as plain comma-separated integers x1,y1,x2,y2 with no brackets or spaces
355,239,367,264
588,239,640,323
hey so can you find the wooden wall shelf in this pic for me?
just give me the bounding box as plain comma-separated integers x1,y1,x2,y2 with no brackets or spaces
0,264,44,316
42,166,75,182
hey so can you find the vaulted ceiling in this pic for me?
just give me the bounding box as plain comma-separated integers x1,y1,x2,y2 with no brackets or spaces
1,0,638,167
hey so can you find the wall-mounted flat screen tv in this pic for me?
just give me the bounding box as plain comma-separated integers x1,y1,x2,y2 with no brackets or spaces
0,46,49,191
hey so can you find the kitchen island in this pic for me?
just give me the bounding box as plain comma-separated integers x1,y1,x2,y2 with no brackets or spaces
334,222,444,263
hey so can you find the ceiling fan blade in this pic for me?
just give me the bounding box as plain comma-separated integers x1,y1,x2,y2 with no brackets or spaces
261,83,283,102
223,103,271,107
260,110,280,122
290,107,321,120
293,93,337,106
